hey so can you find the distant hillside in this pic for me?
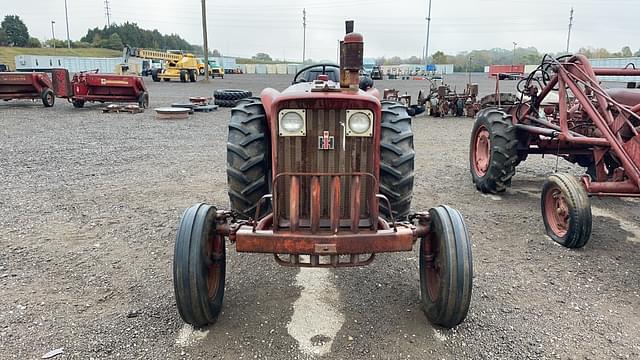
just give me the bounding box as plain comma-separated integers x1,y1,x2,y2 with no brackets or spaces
0,47,121,69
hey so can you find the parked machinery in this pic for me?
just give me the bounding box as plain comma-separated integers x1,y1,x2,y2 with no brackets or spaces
172,21,473,330
123,46,199,83
469,54,640,248
0,72,56,107
64,69,148,108
370,65,383,80
417,79,480,117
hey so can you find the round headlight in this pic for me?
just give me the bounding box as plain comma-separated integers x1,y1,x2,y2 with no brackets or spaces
348,112,371,134
281,111,304,133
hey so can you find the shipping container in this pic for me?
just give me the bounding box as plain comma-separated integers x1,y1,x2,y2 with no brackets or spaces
255,64,267,74
14,55,135,74
589,57,640,82
266,64,277,74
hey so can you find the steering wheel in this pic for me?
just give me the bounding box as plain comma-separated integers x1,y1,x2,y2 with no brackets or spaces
292,63,339,84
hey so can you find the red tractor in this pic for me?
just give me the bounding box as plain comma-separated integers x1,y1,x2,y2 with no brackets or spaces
469,54,640,248
173,21,473,329
0,72,56,107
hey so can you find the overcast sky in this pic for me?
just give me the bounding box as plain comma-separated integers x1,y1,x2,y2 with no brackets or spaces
4,0,639,60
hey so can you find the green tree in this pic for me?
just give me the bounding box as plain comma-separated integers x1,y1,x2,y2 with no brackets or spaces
621,46,632,57
26,37,41,47
105,33,123,50
0,28,8,46
252,52,272,62
1,15,29,46
432,51,448,64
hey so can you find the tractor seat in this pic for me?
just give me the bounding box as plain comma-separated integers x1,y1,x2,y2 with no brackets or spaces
606,88,640,107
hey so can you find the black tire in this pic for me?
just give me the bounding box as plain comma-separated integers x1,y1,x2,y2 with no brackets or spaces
41,88,55,107
469,108,518,193
151,69,160,82
173,203,226,328
137,91,149,109
180,70,188,83
379,100,415,221
420,205,473,328
189,69,197,82
541,174,592,248
227,97,271,219
72,99,84,108
199,68,205,76
215,98,240,108
214,89,252,101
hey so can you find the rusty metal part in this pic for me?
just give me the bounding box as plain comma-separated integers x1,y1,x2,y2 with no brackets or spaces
339,20,363,89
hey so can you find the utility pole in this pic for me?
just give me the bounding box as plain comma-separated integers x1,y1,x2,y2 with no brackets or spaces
424,0,432,70
104,0,111,27
302,8,306,64
51,21,56,50
566,7,574,53
201,0,209,82
64,0,71,48
512,41,517,70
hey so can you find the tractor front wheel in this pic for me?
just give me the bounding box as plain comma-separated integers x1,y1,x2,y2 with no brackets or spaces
420,205,473,328
226,97,271,219
469,108,518,193
173,203,226,327
541,174,592,248
179,70,188,83
41,88,55,107
379,100,415,221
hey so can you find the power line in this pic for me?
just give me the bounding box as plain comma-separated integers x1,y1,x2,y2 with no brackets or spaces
104,0,111,27
566,6,574,53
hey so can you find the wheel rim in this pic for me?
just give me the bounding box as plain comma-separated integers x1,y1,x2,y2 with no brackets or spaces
47,93,54,105
424,233,442,302
544,187,569,237
206,234,223,299
472,125,490,177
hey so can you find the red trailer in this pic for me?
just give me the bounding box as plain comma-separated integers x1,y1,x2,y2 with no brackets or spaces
67,70,149,108
0,72,56,107
488,64,524,79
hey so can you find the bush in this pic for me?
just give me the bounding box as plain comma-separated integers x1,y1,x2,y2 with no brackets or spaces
26,37,41,48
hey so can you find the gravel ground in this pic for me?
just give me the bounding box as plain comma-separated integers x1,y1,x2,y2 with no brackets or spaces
1,73,639,360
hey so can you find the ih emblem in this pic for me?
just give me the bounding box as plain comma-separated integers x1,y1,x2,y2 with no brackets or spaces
318,131,335,150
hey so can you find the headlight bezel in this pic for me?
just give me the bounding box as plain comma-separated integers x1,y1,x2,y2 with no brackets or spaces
346,109,374,137
278,109,307,136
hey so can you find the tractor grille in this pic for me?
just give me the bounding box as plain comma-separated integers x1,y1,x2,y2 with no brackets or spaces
275,107,376,231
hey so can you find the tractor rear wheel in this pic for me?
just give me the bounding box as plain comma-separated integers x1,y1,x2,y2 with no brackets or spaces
137,91,149,108
173,203,226,328
541,174,592,248
469,108,518,193
420,205,473,328
41,88,55,107
151,69,160,82
189,69,197,82
226,97,271,219
72,99,85,108
379,100,415,221
180,70,188,83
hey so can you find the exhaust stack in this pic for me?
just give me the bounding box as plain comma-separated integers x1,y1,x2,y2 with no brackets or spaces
339,20,363,89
